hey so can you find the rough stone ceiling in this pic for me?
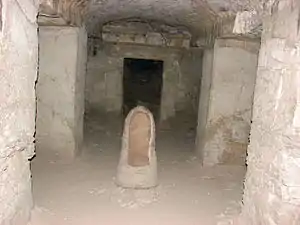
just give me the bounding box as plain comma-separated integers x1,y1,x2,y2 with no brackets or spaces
86,0,251,35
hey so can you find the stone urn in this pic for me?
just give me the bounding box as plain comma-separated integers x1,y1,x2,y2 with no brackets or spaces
115,106,158,189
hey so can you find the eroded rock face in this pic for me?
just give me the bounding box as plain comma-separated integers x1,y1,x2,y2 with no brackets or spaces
240,0,300,224
0,0,38,224
116,106,157,189
87,0,214,34
101,19,192,48
86,0,255,35
197,38,259,166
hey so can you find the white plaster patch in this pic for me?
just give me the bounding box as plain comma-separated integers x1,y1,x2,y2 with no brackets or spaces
293,71,300,128
275,74,283,110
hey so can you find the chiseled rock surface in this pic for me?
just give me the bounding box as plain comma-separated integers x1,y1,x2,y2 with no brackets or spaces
0,0,38,224
241,1,300,224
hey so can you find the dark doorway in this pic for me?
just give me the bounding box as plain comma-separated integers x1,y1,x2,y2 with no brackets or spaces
122,58,163,122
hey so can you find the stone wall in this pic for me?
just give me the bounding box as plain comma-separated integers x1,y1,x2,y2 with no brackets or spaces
85,42,202,121
0,0,38,224
195,49,214,161
241,1,300,224
75,26,88,155
101,20,191,49
197,38,259,166
36,26,87,160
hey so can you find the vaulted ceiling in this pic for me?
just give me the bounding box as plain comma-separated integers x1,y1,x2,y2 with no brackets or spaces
87,0,251,34
39,0,253,35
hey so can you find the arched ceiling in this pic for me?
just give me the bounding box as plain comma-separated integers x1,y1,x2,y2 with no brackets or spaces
86,0,251,35
38,0,253,35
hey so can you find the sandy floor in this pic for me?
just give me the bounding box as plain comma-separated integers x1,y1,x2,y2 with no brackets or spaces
29,111,245,225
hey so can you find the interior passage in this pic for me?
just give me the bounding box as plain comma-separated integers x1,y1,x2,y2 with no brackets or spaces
2,1,300,225
30,111,245,225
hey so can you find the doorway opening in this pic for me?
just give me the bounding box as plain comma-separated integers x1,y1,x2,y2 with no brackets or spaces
122,58,163,122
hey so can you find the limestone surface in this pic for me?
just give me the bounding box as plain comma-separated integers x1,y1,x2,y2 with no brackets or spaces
0,0,38,224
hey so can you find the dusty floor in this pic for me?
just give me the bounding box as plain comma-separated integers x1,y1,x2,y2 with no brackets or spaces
29,110,245,225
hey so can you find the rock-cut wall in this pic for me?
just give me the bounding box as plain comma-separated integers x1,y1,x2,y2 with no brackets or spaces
85,43,203,121
241,1,300,223
36,26,87,161
0,0,38,224
197,38,260,166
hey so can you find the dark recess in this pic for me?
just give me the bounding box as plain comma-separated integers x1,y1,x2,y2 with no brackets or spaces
122,58,163,123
